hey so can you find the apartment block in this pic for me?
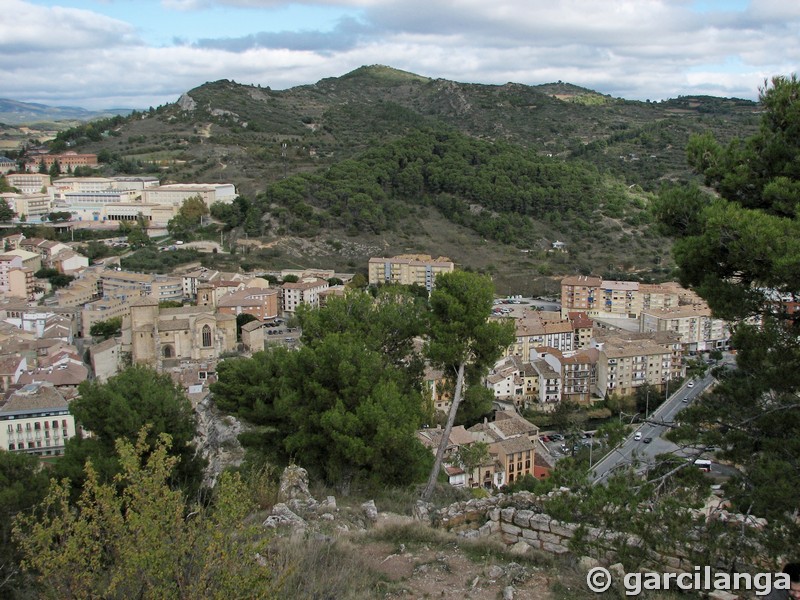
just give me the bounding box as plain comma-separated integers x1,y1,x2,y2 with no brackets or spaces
505,311,574,360
561,276,683,320
281,277,329,313
5,173,50,194
593,331,683,398
542,347,599,406
0,193,51,220
0,382,74,456
640,305,729,352
368,254,454,292
217,288,279,321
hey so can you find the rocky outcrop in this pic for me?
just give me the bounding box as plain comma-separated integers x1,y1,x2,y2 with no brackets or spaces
176,93,197,111
193,391,246,487
278,464,313,504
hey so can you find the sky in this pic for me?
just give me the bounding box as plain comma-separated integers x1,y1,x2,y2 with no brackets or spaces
2,0,798,110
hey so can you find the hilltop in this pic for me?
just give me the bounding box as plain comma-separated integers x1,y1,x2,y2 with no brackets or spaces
8,65,761,292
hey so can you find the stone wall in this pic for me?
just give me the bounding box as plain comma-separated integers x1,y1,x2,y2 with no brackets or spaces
429,491,768,575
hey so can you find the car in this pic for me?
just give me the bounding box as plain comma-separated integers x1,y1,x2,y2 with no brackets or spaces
634,432,642,441
551,434,564,441
643,437,652,444
541,435,550,443
687,381,695,388
682,397,688,403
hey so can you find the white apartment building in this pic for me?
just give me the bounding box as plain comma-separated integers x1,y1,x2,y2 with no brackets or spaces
0,382,74,456
640,305,729,352
281,277,329,313
5,173,50,194
593,331,683,398
143,183,236,209
368,255,454,292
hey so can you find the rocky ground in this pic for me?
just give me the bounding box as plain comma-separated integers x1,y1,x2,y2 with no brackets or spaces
361,513,557,600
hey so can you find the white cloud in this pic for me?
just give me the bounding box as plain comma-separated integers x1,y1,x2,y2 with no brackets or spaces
2,0,798,109
0,0,138,53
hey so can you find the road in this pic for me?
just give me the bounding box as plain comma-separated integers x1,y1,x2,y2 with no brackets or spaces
590,369,717,484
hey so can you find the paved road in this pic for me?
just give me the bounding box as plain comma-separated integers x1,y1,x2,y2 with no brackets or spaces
590,370,717,483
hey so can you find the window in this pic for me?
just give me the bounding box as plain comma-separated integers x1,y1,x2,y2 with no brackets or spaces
62,420,68,429
6,424,11,433
202,325,212,347
8,443,14,450
52,420,58,429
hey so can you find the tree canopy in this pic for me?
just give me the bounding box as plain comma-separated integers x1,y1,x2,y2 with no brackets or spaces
212,289,432,492
14,430,278,600
654,74,800,559
421,271,515,499
57,366,205,496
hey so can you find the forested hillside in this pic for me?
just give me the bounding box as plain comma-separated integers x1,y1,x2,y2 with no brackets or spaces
22,66,762,289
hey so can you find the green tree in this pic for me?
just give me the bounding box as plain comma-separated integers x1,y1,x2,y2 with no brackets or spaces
421,271,515,500
121,218,152,249
58,366,205,496
0,197,14,222
14,430,278,599
167,196,208,242
89,316,122,340
48,160,61,178
0,451,50,596
46,211,72,222
213,291,432,492
656,74,800,562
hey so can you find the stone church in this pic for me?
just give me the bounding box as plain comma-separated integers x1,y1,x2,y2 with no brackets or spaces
129,297,237,368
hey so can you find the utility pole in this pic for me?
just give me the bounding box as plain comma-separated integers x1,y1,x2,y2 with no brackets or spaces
645,389,650,420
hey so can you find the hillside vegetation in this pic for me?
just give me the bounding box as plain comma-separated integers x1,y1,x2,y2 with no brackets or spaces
26,66,762,289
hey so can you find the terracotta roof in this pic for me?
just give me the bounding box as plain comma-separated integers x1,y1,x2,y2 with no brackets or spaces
490,436,535,456
561,275,602,287
158,318,190,331
0,383,68,414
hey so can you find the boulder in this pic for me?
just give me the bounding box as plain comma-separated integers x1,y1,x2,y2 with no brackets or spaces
361,499,378,523
278,464,313,504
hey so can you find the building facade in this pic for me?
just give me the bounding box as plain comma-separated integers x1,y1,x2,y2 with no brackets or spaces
368,255,454,292
0,383,74,456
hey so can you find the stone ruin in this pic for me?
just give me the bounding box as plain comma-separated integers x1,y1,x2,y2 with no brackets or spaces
262,464,377,532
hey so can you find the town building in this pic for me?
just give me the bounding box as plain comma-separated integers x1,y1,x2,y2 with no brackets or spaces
217,287,279,321
560,276,685,320
128,298,237,367
368,254,454,292
142,183,236,209
639,305,729,352
0,193,51,220
0,382,74,456
593,330,683,398
5,173,50,194
281,277,329,313
25,152,98,173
